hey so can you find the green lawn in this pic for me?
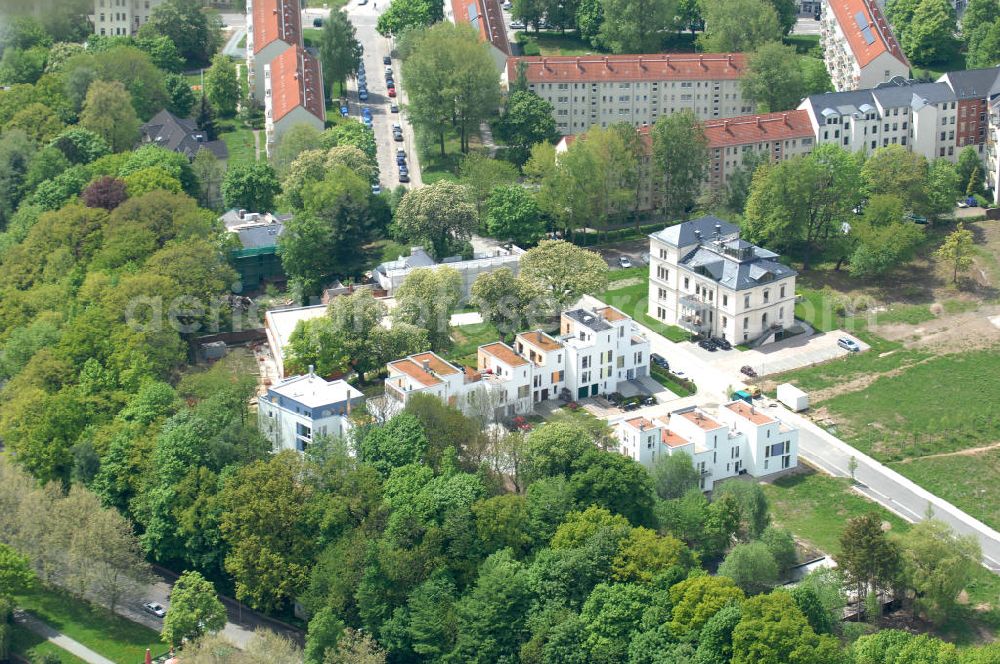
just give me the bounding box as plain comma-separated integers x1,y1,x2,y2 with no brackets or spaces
650,366,696,396
784,34,820,54
515,30,603,56
446,321,501,367
219,126,257,164
596,266,691,342
14,585,163,664
10,625,89,664
762,470,910,556
418,132,470,184
874,303,935,325
303,28,322,48
913,51,967,81
772,333,924,393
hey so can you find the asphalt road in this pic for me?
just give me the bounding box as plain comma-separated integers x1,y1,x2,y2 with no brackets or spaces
343,0,423,190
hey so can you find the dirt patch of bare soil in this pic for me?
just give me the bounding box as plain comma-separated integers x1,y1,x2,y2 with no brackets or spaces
873,306,1000,354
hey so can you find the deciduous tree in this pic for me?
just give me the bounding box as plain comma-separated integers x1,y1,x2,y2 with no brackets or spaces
392,180,478,260
934,222,975,283
519,240,608,309
836,513,902,621
457,152,519,218
471,268,545,339
139,0,221,67
649,450,700,500
204,54,239,118
493,91,558,165
222,162,280,213
79,80,139,152
162,570,227,646
901,0,959,67
742,42,807,113
718,542,779,595
484,185,546,246
392,266,463,350
651,110,708,219
597,0,677,53
899,519,980,624
699,0,783,52
320,10,363,95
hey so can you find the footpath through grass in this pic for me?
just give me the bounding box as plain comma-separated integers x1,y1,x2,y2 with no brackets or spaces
10,624,89,664
14,585,163,664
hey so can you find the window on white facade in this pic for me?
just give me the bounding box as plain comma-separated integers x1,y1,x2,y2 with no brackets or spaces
743,317,748,330
744,295,750,308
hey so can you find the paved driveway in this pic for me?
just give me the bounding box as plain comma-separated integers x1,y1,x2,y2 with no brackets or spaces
707,331,869,380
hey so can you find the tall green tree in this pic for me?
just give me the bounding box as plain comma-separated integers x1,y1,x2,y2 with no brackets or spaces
164,73,196,118
934,222,976,283
963,0,1000,68
902,0,959,67
742,42,807,113
79,80,139,152
848,195,924,277
699,0,784,52
484,185,546,246
899,519,980,624
392,266,463,350
651,110,708,220
597,0,677,53
519,240,608,309
718,542,780,595
376,0,444,37
222,162,280,212
836,513,903,621
319,10,363,96
162,570,227,646
204,54,239,118
471,268,545,339
649,450,700,500
731,591,843,664
139,0,221,67
457,152,519,218
956,145,983,198
392,180,478,260
493,91,558,165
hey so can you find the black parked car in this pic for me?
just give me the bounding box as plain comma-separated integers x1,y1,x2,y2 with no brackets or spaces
698,338,717,351
642,396,656,406
714,337,732,351
623,401,641,411
383,55,392,65
740,365,757,378
651,353,669,370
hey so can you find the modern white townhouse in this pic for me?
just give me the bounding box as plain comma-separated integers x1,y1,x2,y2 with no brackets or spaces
820,0,909,91
508,53,752,135
92,0,162,36
615,400,799,491
383,305,651,416
648,216,797,346
246,0,303,102
258,372,365,452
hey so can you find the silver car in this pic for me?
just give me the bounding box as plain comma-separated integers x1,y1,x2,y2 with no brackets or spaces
143,602,166,618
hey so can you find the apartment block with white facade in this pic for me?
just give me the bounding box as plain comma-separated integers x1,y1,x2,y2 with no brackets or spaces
820,0,908,91
263,45,325,158
258,372,365,452
92,0,162,36
648,216,797,346
615,401,799,491
508,54,752,135
988,96,1000,205
383,306,651,415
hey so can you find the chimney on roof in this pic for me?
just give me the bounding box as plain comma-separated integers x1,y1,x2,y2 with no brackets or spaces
542,57,549,71
639,422,645,431
724,119,730,133
699,54,706,69
756,116,762,128
603,56,610,69
728,54,733,67
715,222,721,239
665,54,673,69
536,331,543,344
238,209,246,219
576,57,582,71
783,112,789,126
308,364,315,375
638,56,644,70
694,229,702,243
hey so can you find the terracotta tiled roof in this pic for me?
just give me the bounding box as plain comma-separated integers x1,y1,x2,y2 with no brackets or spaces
508,53,746,84
480,342,529,367
703,110,814,148
661,429,690,448
561,109,813,155
411,352,461,375
269,45,326,124
452,0,511,55
726,400,775,426
252,0,302,55
679,409,722,431
389,359,442,387
516,330,563,352
624,416,655,430
828,0,908,68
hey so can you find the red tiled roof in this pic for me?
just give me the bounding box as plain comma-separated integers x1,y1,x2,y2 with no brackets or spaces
679,409,722,431
703,110,814,148
452,0,511,55
561,109,813,155
252,0,302,55
508,53,746,84
389,359,441,387
595,306,628,322
517,330,563,352
411,352,460,375
269,46,326,124
828,0,908,68
661,429,690,448
480,342,529,367
624,416,655,430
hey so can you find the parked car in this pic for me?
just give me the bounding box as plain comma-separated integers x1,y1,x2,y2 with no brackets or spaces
385,66,393,76
313,17,323,27
399,172,410,183
510,21,525,29
642,396,656,406
361,106,372,118
618,256,632,268
358,89,368,101
399,165,409,176
385,77,394,87
396,153,406,166
339,105,349,117
390,103,399,113
388,86,397,97
502,1,512,8
143,602,166,618
838,337,861,352
371,183,381,194
713,337,732,351
383,55,392,65
363,117,372,128
607,392,624,405
623,401,641,411
698,338,717,352
740,365,757,378
359,0,367,5
650,353,669,370
393,130,403,142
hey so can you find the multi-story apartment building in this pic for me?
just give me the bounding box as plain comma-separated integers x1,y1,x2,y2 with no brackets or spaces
555,110,816,214
383,306,651,415
987,95,1000,205
820,0,909,91
615,401,799,491
247,0,303,102
92,0,162,36
258,372,365,452
800,80,961,160
263,45,326,158
450,0,511,73
648,216,797,345
507,54,752,135
937,67,1000,157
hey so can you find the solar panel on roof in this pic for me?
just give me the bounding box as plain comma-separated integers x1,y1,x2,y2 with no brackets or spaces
468,4,478,21
860,26,875,45
854,10,876,45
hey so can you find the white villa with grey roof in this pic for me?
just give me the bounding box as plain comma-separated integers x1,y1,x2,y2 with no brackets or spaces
648,216,797,346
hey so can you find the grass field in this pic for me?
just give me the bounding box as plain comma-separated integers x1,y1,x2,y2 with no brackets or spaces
892,448,1000,532
219,125,257,163
418,132,476,184
515,30,603,56
596,267,691,342
446,321,500,367
785,34,820,54
10,625,89,664
650,366,696,396
14,585,163,664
